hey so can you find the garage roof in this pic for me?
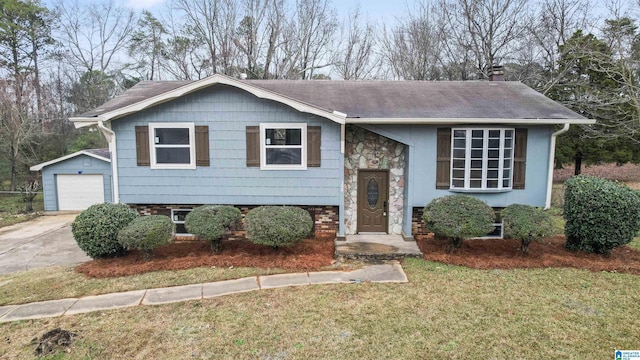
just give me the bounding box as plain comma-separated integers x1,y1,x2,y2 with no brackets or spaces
30,149,110,171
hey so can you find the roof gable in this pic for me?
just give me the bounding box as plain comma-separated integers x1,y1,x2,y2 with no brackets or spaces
30,149,111,171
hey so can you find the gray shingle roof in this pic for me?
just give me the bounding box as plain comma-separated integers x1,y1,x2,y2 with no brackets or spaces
85,148,111,159
82,79,586,121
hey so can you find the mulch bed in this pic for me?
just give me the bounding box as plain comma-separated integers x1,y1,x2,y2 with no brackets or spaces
75,237,335,278
416,234,640,275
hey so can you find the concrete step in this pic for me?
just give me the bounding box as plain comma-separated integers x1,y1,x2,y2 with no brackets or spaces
335,234,423,261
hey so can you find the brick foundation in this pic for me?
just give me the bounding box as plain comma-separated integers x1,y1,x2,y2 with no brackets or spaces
411,207,429,236
129,204,339,239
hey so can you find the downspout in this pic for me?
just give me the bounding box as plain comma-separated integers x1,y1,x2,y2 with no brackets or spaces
545,123,570,209
98,120,119,204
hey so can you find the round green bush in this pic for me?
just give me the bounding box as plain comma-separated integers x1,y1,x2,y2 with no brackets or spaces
117,215,174,260
502,204,554,255
245,206,313,248
422,195,495,251
185,205,241,253
564,175,640,254
71,203,138,258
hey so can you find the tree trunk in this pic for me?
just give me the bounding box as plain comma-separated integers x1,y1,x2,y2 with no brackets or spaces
573,153,583,175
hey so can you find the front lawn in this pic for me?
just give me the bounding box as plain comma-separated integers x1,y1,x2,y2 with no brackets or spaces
2,258,638,359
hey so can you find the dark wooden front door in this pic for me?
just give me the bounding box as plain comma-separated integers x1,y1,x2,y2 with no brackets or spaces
357,170,389,233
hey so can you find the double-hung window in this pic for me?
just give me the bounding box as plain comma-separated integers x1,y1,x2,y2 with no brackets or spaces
260,123,307,170
149,123,196,169
451,128,514,190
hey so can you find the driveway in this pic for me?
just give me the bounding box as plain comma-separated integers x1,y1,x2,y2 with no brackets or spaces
0,214,90,275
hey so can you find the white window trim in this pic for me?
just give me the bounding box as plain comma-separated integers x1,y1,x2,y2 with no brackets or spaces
450,128,514,191
260,123,307,170
149,122,196,170
171,208,194,237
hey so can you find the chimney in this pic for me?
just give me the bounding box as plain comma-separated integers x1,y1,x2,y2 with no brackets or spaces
488,65,505,81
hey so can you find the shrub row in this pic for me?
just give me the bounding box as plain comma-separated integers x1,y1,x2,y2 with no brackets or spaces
117,215,174,260
185,205,242,253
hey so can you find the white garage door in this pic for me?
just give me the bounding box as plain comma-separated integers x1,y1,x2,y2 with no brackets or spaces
57,174,105,210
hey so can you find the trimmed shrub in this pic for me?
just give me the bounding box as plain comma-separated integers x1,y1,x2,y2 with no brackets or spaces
564,175,640,254
117,215,174,260
245,206,313,249
71,203,138,258
422,195,495,252
502,204,554,255
184,205,241,253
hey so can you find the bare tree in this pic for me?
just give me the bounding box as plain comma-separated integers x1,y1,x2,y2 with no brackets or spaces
56,0,135,75
381,2,445,80
129,10,167,80
440,0,529,78
333,6,379,80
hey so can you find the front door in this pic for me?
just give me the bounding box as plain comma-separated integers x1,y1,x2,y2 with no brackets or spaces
357,170,389,233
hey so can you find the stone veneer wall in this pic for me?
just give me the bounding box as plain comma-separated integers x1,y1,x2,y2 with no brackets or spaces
130,204,339,239
344,126,405,234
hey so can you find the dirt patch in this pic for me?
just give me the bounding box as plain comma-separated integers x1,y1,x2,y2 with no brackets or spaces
416,234,640,275
76,237,335,278
32,328,77,356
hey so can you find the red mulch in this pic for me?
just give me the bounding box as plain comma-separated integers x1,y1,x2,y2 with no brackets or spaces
75,237,335,278
416,234,640,275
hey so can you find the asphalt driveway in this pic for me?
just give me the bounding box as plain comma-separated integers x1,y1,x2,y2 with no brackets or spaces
0,214,90,275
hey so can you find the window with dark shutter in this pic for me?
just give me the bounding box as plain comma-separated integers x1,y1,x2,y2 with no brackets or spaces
307,126,321,167
246,126,260,167
513,128,527,189
436,128,451,189
195,126,210,166
135,126,150,166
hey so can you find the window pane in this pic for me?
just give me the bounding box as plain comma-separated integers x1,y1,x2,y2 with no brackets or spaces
488,139,499,148
503,169,511,178
266,148,302,165
471,160,482,169
453,139,466,148
488,160,499,168
155,128,189,145
471,149,483,158
487,180,498,188
453,148,466,158
266,128,301,145
471,138,483,148
472,130,483,137
504,138,512,148
452,179,464,188
504,130,513,138
487,170,498,178
453,159,465,168
488,130,500,137
175,223,189,234
470,170,482,179
470,180,482,188
453,130,466,137
156,148,191,164
503,179,511,187
504,149,512,158
503,159,511,168
453,169,465,178
488,149,499,158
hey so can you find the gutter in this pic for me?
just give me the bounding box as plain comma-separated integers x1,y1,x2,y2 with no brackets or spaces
97,120,119,204
545,123,570,209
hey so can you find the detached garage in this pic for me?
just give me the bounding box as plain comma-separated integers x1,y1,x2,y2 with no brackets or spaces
30,149,113,211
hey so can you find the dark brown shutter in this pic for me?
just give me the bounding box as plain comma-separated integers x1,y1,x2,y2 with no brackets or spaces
135,126,150,166
195,125,210,166
307,126,321,167
246,126,260,167
436,128,451,189
513,128,527,189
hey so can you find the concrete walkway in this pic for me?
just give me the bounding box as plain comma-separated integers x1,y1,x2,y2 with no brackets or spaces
0,263,408,323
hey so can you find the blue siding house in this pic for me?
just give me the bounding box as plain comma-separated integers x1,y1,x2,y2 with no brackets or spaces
69,74,593,239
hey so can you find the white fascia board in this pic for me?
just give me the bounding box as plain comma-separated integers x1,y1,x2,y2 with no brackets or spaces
69,74,346,126
30,150,111,171
346,117,596,125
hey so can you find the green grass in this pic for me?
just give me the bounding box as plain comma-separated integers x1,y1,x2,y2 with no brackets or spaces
0,193,43,227
0,266,288,306
1,259,639,359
